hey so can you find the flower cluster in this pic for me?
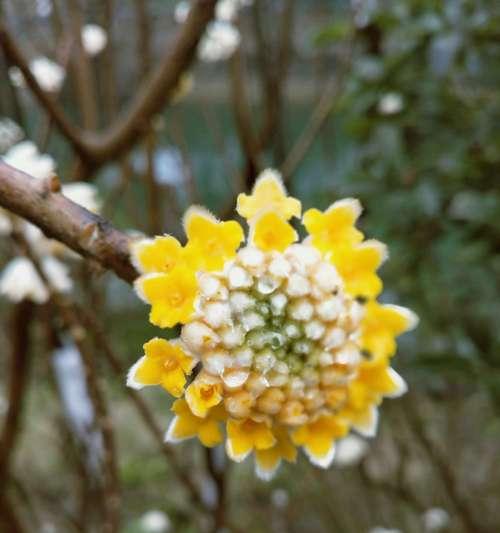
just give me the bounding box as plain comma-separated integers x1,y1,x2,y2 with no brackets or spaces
128,169,417,479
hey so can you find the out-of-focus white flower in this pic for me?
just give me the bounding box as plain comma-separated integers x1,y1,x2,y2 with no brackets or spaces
139,510,171,533
271,488,289,509
0,211,12,235
0,118,23,153
369,528,402,533
422,507,450,532
9,57,65,93
199,21,241,62
81,24,108,56
2,141,55,179
377,92,404,115
35,0,53,18
62,183,101,213
0,256,72,304
174,1,191,23
334,434,369,467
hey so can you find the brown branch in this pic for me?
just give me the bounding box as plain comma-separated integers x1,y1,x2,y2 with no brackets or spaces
0,1,217,174
0,162,138,283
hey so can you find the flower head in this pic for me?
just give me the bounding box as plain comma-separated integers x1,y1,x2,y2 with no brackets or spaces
128,168,417,479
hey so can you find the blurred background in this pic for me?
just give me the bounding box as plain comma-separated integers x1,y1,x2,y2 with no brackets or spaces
0,0,499,532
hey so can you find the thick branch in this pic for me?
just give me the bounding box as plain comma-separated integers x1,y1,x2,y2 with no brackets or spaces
0,1,216,171
0,162,138,283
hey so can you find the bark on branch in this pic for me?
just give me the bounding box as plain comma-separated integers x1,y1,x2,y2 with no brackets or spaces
0,162,139,283
0,0,216,173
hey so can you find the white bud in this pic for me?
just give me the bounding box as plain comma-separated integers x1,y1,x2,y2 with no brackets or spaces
181,321,219,352
222,369,249,389
241,311,265,331
323,327,346,349
228,265,253,289
203,302,232,328
219,325,245,349
335,343,361,366
318,351,334,366
286,273,311,297
270,292,287,315
302,367,319,386
229,291,254,313
257,275,280,295
245,373,269,396
312,262,341,293
274,361,289,375
316,296,343,321
286,244,320,272
304,320,326,340
198,273,221,298
254,350,276,373
204,350,231,374
268,255,292,278
289,299,314,321
284,322,301,339
233,346,254,367
238,247,265,272
267,372,289,387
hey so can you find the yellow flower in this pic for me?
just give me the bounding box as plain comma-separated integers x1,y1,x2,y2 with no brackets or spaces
183,206,244,271
130,235,184,274
185,374,223,418
166,398,226,447
128,168,418,478
127,338,195,397
291,416,348,468
254,425,297,480
250,211,297,252
360,301,418,360
237,169,301,221
135,267,198,328
226,418,276,462
303,198,364,252
339,360,407,436
330,240,387,298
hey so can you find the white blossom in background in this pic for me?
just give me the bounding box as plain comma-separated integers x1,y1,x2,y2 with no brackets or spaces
199,21,241,62
0,118,23,153
81,24,108,56
377,92,404,115
271,488,289,509
333,434,369,467
0,256,72,303
174,0,190,23
35,0,52,18
0,141,102,302
3,141,55,179
139,510,171,533
422,507,450,532
52,342,103,473
9,57,65,93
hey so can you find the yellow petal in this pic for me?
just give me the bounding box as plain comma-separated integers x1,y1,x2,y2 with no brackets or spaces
130,356,163,387
303,198,363,252
136,268,198,328
185,377,223,418
161,366,187,397
330,240,387,298
254,426,297,480
226,418,276,462
236,169,301,221
183,206,244,271
130,235,184,274
198,419,224,447
250,211,297,252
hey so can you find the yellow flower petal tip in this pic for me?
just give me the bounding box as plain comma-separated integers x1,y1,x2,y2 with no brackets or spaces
165,399,224,447
250,211,298,252
183,205,244,271
254,427,297,480
236,168,301,221
134,267,198,328
130,235,184,274
185,375,223,418
303,198,364,252
226,418,276,462
127,338,195,397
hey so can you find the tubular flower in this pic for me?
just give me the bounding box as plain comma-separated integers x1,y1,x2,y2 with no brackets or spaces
128,168,418,480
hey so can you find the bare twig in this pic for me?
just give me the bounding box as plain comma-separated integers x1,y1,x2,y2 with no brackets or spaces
0,1,217,173
0,162,138,283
